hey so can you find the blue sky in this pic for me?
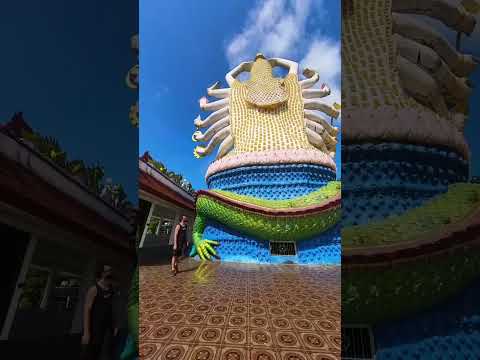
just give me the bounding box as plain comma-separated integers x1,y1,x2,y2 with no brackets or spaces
1,1,138,201
140,0,342,190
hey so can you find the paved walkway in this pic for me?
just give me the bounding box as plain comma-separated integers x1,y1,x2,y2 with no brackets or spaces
140,259,340,360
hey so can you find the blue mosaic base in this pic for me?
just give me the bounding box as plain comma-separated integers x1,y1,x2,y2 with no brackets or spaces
342,143,469,226
201,220,340,265
376,331,480,360
374,279,480,359
206,164,336,200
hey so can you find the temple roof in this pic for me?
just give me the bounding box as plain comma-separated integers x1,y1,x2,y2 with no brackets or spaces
0,113,135,253
139,155,195,211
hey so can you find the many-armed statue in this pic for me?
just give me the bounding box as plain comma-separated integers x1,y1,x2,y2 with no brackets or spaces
189,53,341,264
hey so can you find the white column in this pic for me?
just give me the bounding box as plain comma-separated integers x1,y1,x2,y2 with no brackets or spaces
0,235,38,340
139,202,155,248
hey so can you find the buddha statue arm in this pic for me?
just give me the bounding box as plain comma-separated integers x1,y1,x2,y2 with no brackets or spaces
397,55,450,118
395,34,472,102
390,1,478,129
207,81,231,99
193,127,231,158
225,61,253,86
216,135,234,159
304,99,340,118
305,119,338,148
392,13,477,77
269,57,299,75
192,116,230,142
194,107,229,129
302,85,331,99
392,0,476,34
304,110,339,137
299,68,320,89
305,127,330,155
199,96,229,112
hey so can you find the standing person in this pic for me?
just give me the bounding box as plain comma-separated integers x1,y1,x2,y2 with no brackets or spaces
171,216,188,276
81,264,118,360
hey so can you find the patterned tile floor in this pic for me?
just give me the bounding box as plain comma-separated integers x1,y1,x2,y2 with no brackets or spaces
140,259,341,360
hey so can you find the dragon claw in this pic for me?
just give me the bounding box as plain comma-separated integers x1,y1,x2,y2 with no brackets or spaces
192,238,219,261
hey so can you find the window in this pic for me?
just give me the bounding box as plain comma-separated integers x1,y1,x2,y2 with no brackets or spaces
270,242,296,256
17,265,51,310
51,272,81,311
157,219,174,242
341,325,375,360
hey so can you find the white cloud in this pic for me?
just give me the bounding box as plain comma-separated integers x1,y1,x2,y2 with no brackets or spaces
300,38,341,108
225,0,341,124
226,0,313,65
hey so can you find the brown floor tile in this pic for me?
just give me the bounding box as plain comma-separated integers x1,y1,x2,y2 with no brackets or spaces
198,327,224,344
139,341,164,360
298,333,329,351
187,345,219,360
172,326,202,344
274,331,302,349
147,324,176,342
271,317,292,330
249,305,267,317
140,324,154,339
292,319,315,332
249,316,269,329
249,329,274,348
212,304,230,314
186,313,207,325
228,314,248,328
146,312,167,323
140,260,339,359
250,348,279,360
156,343,192,360
286,308,305,319
223,328,248,346
218,346,249,360
278,350,310,360
313,319,337,333
207,314,227,327
323,334,341,352
307,352,340,360
231,305,248,316
164,312,187,324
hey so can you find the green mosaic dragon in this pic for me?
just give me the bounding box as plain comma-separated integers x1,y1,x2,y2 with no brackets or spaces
190,181,341,260
120,266,138,360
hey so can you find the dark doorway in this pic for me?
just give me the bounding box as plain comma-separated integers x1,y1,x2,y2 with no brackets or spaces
0,222,30,333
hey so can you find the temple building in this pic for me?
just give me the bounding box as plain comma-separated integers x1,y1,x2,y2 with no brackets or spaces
138,152,195,264
0,114,136,348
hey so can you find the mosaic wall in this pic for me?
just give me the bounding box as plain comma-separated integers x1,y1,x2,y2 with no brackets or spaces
342,143,469,225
